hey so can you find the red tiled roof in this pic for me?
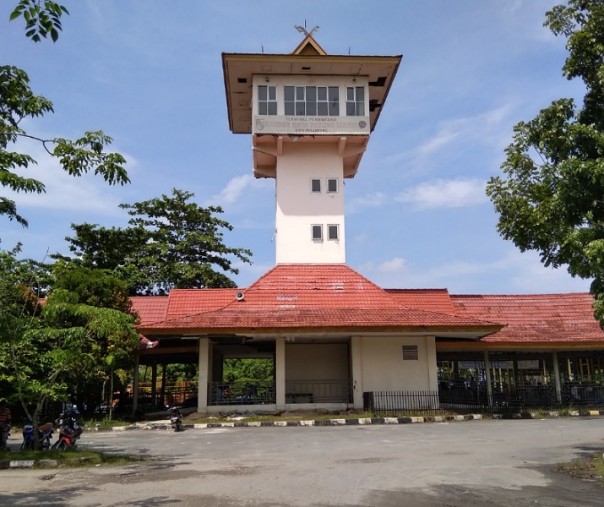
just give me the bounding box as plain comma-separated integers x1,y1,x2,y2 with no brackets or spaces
452,293,604,343
130,296,169,326
386,289,458,315
139,265,499,334
165,289,234,318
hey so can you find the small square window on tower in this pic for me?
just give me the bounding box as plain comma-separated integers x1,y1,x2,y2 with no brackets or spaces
327,224,339,241
327,178,338,193
311,225,323,241
311,179,321,193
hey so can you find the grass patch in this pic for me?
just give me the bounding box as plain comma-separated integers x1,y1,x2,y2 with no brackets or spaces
556,453,604,484
0,448,145,468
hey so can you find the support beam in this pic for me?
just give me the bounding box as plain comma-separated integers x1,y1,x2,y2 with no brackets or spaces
151,362,158,409
484,350,493,407
277,135,283,156
338,136,347,156
198,337,210,413
552,351,562,403
351,336,363,409
132,354,139,416
275,337,286,409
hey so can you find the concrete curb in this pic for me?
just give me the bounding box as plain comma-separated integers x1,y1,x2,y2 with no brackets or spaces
102,409,602,432
2,410,601,468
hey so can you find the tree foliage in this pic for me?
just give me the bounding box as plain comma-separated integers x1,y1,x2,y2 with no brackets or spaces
2,2,129,231
10,0,69,43
486,0,604,322
0,252,138,444
63,189,253,294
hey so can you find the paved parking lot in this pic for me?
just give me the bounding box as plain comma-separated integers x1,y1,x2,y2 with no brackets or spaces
1,417,604,506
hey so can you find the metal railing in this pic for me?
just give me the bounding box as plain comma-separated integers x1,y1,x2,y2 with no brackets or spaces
208,381,275,406
285,380,351,404
365,384,604,415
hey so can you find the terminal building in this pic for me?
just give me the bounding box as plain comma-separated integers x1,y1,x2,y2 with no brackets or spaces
132,33,604,414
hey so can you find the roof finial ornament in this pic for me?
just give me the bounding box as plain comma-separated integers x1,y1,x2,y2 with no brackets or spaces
294,23,319,37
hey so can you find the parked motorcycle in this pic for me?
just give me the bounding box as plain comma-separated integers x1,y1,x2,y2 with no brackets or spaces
51,410,83,450
21,420,54,450
0,422,10,452
169,406,183,432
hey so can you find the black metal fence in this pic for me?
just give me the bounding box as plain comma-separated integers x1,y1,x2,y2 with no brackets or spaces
285,380,351,404
208,381,275,406
365,385,604,415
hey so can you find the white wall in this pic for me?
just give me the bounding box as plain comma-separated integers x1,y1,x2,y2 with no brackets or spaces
275,143,345,263
357,335,437,392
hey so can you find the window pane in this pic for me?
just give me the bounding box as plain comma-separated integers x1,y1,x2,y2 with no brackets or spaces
347,87,354,101
296,87,305,100
284,86,294,101
346,103,355,116
328,87,339,101
268,102,277,115
258,86,267,101
318,103,328,116
327,178,338,192
295,102,305,115
328,225,339,240
306,86,316,102
329,101,339,116
285,102,294,115
356,87,364,100
312,225,322,240
357,102,365,116
311,179,321,192
306,102,317,115
259,102,267,115
268,86,277,100
318,87,327,100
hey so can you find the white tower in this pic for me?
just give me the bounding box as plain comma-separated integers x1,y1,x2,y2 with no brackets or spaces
222,31,401,264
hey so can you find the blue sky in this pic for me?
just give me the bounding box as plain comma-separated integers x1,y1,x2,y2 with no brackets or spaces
1,0,592,294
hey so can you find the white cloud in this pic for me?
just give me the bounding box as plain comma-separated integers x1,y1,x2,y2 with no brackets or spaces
347,192,387,213
360,249,592,294
419,104,513,159
359,257,408,278
395,178,487,210
207,174,272,207
377,257,407,273
417,129,461,157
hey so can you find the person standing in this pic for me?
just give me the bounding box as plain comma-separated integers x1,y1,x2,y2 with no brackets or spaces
0,399,11,451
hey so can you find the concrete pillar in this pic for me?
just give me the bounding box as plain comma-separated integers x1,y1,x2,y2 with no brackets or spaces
160,365,167,408
151,362,158,409
425,336,438,391
198,337,209,413
350,336,363,409
552,351,562,403
132,354,139,416
275,337,286,409
484,350,493,407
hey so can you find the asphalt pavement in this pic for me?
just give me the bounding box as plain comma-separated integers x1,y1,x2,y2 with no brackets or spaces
1,416,603,506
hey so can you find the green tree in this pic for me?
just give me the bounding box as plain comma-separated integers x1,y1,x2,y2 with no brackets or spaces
64,189,253,295
0,253,139,447
486,0,604,322
2,2,129,231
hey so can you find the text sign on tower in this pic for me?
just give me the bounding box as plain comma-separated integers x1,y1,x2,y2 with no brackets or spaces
254,115,370,135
